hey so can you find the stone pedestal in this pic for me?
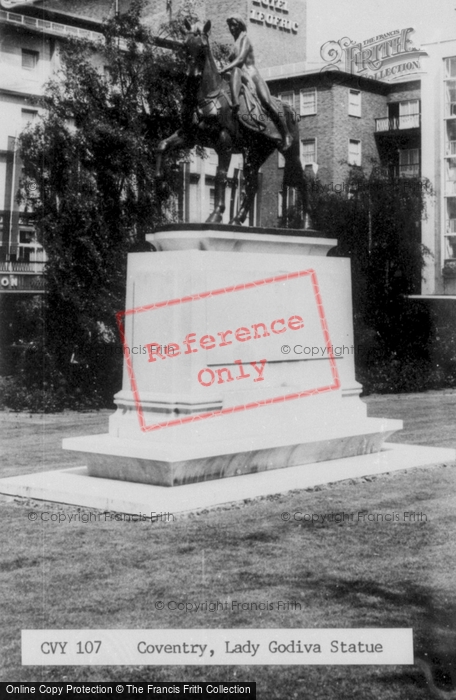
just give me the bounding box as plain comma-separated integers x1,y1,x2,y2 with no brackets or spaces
63,225,402,486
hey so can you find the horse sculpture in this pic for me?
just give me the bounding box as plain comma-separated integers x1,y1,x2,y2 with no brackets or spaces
155,19,308,226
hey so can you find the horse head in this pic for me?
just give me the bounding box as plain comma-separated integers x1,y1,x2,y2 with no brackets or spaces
181,19,212,80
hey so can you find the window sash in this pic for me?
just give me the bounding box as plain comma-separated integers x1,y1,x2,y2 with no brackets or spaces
399,100,419,117
300,88,316,115
446,158,456,181
22,49,38,70
349,90,361,116
300,139,316,164
279,92,294,107
348,140,361,165
399,149,420,166
446,83,456,103
445,57,456,79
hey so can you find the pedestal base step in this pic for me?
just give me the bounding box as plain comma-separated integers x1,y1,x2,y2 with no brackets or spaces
0,444,453,515
63,417,401,486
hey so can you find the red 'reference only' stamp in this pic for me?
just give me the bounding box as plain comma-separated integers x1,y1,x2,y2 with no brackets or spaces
116,269,340,432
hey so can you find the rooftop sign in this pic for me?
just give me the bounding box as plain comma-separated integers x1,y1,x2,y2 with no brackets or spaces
250,0,299,33
321,28,427,82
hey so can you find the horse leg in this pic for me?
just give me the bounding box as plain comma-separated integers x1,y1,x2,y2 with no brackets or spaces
230,149,268,225
281,184,288,227
231,164,257,225
206,133,231,224
156,129,193,178
283,149,309,228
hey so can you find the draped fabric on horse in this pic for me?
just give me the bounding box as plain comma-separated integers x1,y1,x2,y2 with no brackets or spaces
155,20,308,226
196,80,283,144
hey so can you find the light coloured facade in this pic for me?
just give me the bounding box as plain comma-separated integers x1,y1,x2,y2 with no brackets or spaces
420,38,456,295
0,9,54,293
0,5,105,294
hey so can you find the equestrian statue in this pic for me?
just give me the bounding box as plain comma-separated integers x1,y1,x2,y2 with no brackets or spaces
155,16,309,226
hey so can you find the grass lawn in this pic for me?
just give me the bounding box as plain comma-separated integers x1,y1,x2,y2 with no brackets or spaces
1,391,456,697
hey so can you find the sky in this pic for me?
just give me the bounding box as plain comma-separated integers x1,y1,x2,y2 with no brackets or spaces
306,0,456,66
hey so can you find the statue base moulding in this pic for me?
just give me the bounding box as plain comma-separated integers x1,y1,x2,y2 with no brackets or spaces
62,225,402,487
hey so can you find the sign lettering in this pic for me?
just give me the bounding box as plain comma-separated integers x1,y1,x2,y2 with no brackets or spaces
320,28,427,82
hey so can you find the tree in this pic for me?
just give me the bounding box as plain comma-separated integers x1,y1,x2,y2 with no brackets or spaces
308,165,434,392
16,1,191,408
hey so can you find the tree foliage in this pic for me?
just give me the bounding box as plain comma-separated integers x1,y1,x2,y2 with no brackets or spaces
16,1,191,407
308,165,435,392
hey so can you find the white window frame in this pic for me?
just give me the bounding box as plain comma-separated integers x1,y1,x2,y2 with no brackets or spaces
279,91,294,108
348,89,361,117
445,57,456,79
277,188,298,216
348,139,361,166
277,190,283,216
300,138,317,168
398,99,420,128
300,88,317,116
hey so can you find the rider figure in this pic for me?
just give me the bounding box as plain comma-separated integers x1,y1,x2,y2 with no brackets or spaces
221,14,293,152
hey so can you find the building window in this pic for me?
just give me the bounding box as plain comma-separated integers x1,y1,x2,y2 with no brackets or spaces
277,188,298,216
445,78,456,118
300,138,316,167
19,230,34,244
399,149,420,178
18,229,42,263
348,139,361,165
446,158,456,195
22,49,39,71
445,198,456,258
21,109,38,125
445,57,456,79
398,100,420,128
300,88,317,116
348,89,361,117
445,119,456,156
279,92,294,108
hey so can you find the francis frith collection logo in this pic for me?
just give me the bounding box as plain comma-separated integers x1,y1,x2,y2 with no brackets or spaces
321,28,428,82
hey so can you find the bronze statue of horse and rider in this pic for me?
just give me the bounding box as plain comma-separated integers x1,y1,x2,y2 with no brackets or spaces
155,17,309,226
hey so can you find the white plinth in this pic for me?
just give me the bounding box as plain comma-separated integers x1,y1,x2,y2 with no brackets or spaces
63,226,402,486
147,224,336,256
2,444,454,515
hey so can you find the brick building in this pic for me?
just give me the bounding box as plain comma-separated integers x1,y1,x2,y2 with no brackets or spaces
259,71,421,224
144,0,307,72
1,1,456,305
259,40,456,299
